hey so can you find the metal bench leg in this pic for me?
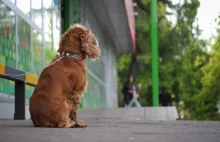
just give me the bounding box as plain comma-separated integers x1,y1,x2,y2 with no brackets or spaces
14,81,25,120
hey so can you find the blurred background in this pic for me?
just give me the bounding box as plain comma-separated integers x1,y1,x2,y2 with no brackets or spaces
0,0,219,121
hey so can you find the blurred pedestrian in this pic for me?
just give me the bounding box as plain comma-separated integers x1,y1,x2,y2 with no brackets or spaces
159,87,171,106
122,74,138,107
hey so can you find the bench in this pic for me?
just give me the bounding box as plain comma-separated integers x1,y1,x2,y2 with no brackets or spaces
0,63,38,120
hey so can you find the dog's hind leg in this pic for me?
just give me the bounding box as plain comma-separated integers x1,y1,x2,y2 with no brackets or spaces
57,118,76,128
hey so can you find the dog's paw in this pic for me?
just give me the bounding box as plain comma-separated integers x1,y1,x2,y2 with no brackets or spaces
75,121,87,128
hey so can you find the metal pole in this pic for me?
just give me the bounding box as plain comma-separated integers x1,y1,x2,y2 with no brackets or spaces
64,0,70,33
151,0,159,106
15,0,18,69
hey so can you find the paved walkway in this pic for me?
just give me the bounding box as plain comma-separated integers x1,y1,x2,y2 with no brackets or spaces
79,107,179,120
0,107,219,142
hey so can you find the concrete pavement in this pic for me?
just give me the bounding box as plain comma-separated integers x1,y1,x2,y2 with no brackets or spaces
79,107,179,120
0,107,219,142
0,119,219,142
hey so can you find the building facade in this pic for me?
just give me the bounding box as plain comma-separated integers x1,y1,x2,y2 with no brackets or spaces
0,0,135,119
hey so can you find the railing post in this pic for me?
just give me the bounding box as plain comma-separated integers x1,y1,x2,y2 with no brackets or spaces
14,81,25,120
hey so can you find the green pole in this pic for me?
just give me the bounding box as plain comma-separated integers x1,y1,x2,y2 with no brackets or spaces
63,0,70,33
151,0,159,106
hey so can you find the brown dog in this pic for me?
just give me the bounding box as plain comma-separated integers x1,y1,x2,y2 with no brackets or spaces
29,24,101,128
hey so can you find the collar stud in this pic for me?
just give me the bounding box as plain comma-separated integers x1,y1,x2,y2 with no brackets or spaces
60,52,81,60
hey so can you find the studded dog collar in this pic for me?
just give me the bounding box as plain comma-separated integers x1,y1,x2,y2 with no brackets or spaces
57,52,82,60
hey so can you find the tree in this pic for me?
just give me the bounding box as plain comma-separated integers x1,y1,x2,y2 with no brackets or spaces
118,0,200,106
193,17,220,120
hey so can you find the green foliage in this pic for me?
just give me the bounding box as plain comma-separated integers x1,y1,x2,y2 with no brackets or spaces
194,23,220,120
45,47,56,65
178,41,209,119
117,0,220,120
117,54,131,106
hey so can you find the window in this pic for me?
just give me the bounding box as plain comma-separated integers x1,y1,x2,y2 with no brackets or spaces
17,17,31,72
32,29,42,76
0,2,16,67
17,0,31,17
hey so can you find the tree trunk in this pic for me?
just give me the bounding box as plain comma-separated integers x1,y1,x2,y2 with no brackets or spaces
129,53,137,78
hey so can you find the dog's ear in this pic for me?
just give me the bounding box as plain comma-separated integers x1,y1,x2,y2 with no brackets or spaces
70,25,91,53
79,28,101,58
80,29,91,52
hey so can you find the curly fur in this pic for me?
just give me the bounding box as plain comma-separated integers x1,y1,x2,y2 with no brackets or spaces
29,24,101,128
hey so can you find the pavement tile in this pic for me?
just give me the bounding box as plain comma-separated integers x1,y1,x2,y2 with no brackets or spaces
79,108,103,119
99,108,123,119
122,108,145,120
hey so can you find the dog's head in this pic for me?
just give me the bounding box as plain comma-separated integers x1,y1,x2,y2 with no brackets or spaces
58,24,101,59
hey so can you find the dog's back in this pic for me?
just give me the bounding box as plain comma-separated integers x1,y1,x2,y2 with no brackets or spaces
29,62,72,127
